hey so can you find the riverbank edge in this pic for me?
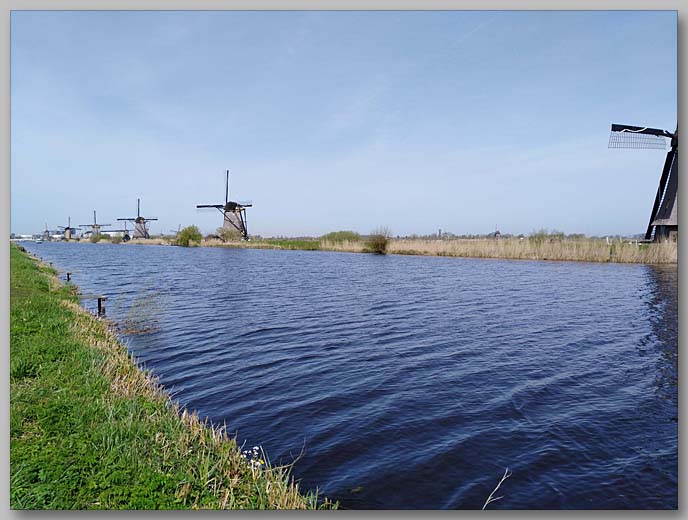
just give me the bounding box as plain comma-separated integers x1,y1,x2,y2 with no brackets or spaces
9,244,336,510
58,236,679,265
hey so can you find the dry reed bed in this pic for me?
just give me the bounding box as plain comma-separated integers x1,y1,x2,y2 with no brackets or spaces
320,239,366,253
388,238,677,264
71,235,677,264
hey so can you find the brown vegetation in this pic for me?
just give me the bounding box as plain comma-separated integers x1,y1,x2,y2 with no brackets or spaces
387,237,677,264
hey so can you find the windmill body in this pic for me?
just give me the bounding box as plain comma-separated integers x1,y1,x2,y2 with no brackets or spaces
80,210,112,238
117,199,158,239
608,123,678,241
42,223,51,241
57,217,78,240
197,170,252,240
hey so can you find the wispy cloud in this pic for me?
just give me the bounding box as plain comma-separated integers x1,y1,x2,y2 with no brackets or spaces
452,16,497,48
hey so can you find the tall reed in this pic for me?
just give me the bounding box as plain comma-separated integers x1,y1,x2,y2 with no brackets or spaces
387,238,677,264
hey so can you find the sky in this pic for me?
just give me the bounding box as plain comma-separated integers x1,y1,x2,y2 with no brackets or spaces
10,10,677,237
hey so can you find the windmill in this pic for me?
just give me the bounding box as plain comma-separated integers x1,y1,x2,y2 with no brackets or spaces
609,123,678,241
117,198,158,239
121,221,131,241
169,224,181,238
57,217,78,240
42,222,50,241
197,170,253,240
79,210,112,238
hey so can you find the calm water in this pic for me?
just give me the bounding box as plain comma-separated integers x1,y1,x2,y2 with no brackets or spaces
23,242,678,509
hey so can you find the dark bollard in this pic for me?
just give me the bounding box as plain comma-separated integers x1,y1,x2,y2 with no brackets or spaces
66,272,71,282
97,296,107,316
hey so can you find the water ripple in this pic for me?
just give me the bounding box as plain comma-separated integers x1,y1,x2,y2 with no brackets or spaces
23,242,678,509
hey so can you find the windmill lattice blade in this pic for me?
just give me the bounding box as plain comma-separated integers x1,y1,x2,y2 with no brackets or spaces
608,131,667,149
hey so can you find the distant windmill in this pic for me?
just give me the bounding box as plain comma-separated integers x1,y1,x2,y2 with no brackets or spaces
169,224,181,238
79,210,111,237
57,217,78,240
609,123,678,241
117,198,158,239
42,222,50,241
197,170,253,240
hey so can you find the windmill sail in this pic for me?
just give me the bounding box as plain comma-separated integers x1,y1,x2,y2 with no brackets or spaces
608,130,667,149
609,123,678,241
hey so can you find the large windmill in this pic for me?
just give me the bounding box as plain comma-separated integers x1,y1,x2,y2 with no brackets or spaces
608,123,678,241
80,210,111,237
117,198,158,239
57,217,78,240
197,170,253,240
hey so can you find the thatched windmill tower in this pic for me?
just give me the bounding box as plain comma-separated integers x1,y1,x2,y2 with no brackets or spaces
609,123,678,241
197,170,252,240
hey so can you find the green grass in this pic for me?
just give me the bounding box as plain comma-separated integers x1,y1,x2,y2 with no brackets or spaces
9,244,336,510
320,231,361,243
260,239,321,250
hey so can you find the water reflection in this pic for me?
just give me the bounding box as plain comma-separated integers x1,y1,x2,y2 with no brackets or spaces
643,265,678,405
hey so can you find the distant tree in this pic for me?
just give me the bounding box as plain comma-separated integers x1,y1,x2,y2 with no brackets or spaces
177,225,202,247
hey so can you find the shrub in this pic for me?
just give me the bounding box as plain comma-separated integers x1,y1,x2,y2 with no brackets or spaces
111,235,122,244
365,227,391,254
321,230,361,243
177,225,202,247
89,234,101,243
216,227,242,242
528,228,564,244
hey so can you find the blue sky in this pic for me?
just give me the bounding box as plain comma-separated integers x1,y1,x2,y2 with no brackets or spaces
11,10,676,237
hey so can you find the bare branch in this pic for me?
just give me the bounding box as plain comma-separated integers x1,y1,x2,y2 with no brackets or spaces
482,467,512,510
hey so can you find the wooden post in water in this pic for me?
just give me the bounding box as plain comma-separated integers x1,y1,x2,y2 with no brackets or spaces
66,272,71,282
97,296,107,316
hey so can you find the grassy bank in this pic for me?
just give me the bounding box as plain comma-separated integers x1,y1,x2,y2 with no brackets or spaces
9,244,335,510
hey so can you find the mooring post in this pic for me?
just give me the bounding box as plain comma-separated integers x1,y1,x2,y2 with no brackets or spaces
97,296,107,316
66,272,71,282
